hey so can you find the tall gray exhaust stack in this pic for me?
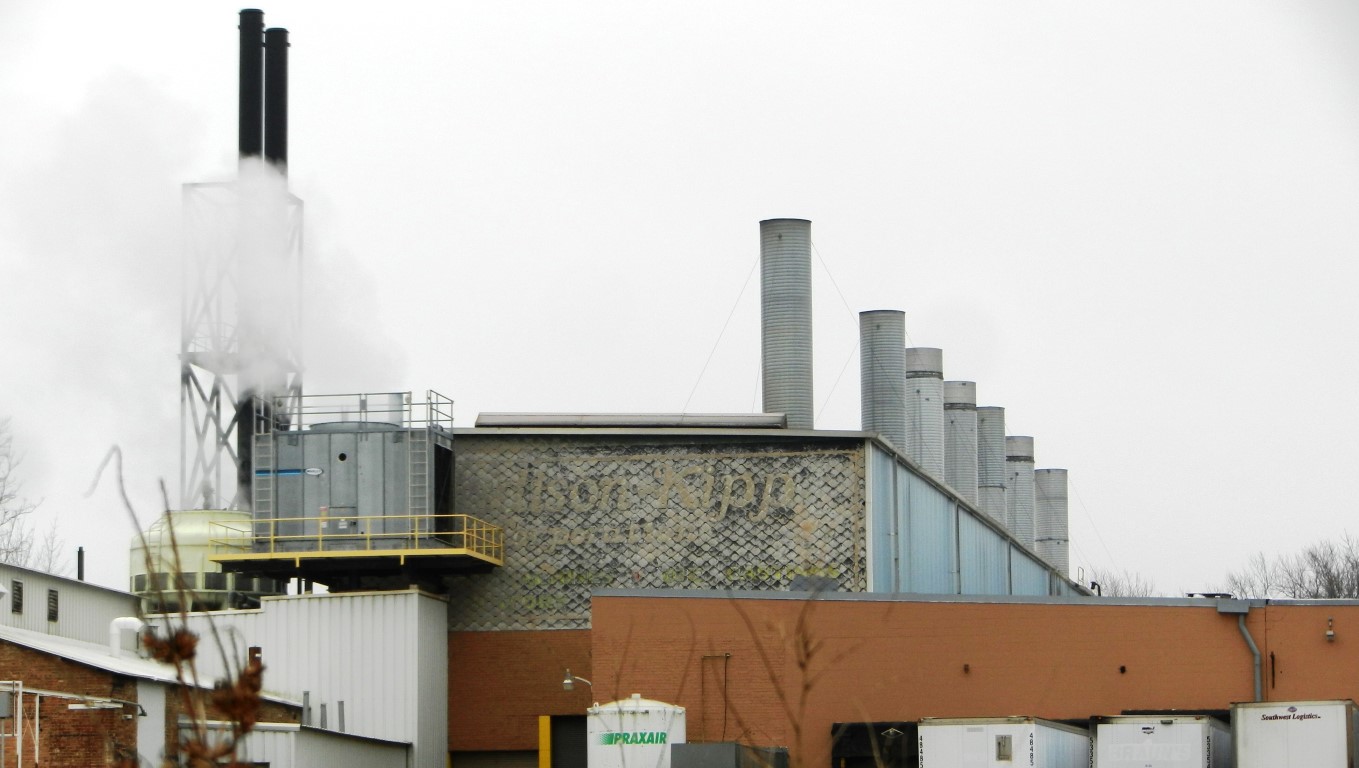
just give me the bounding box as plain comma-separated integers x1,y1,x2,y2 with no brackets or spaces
760,219,813,429
944,381,978,505
904,348,945,478
976,406,1007,524
1034,468,1069,575
1006,435,1036,549
859,310,906,448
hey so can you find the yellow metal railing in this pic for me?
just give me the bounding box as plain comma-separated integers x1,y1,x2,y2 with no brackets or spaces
208,514,504,565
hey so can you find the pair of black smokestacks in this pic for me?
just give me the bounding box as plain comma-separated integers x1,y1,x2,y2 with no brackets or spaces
236,9,289,510
239,9,288,170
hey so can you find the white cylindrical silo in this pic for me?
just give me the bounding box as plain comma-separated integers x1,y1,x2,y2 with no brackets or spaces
1034,468,1069,575
944,381,978,505
904,347,945,478
1006,436,1036,549
859,310,907,449
976,406,1007,525
760,218,813,429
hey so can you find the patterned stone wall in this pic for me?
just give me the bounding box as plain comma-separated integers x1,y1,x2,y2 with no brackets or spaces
446,434,867,630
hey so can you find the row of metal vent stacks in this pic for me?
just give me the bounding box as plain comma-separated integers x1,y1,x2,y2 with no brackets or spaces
757,219,1069,575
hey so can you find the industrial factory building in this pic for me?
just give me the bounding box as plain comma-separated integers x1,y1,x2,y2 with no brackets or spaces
5,10,1359,768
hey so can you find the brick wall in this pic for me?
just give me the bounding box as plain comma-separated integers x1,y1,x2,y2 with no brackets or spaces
450,629,592,752
0,642,139,766
589,595,1359,768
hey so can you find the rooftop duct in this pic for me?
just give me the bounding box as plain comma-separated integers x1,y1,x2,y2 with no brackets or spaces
1034,468,1069,575
904,348,945,478
1006,435,1036,549
859,310,906,449
760,219,813,429
976,406,1007,524
944,381,978,505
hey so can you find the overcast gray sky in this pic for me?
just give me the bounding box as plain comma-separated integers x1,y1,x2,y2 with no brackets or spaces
1,1,1356,592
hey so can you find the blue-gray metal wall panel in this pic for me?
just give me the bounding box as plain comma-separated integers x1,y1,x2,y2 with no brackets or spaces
903,471,955,594
869,446,896,592
958,513,1008,595
1010,550,1049,596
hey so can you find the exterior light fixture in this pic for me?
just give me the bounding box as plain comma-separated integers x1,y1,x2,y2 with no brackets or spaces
1327,617,1336,642
562,669,592,691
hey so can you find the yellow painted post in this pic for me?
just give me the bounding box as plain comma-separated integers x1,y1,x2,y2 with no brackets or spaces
539,715,552,768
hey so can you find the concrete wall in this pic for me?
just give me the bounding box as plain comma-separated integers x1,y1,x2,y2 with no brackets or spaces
586,594,1359,768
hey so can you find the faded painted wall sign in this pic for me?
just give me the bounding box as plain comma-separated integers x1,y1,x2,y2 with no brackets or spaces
448,436,867,630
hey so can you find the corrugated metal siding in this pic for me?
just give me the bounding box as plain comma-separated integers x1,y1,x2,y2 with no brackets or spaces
957,513,1008,595
975,407,1007,524
904,349,945,478
1010,550,1049,596
903,472,955,594
1005,437,1036,549
760,218,814,429
859,311,907,448
1033,721,1091,767
868,446,896,592
171,590,444,758
943,381,978,506
237,728,295,767
297,728,408,768
0,565,139,644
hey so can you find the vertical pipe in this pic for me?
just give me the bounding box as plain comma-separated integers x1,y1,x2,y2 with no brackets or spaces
944,381,978,505
976,406,1007,524
760,219,813,429
1034,468,1069,574
238,9,265,160
859,310,907,449
904,348,945,478
1006,436,1036,548
264,27,289,171
76,547,84,581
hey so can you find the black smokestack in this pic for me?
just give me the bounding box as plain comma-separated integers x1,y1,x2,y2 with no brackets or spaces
239,9,265,159
264,27,289,171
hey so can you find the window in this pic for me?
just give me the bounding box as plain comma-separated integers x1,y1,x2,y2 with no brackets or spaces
10,581,21,614
46,589,58,622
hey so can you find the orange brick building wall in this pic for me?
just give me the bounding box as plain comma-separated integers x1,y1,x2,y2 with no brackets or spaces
585,595,1359,768
450,629,594,751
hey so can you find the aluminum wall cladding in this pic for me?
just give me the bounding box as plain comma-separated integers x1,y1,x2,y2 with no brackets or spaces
976,406,1007,525
944,381,978,506
0,564,139,645
230,724,409,768
904,348,945,479
1006,436,1036,549
1034,468,1069,576
169,590,448,768
760,218,813,429
859,310,907,449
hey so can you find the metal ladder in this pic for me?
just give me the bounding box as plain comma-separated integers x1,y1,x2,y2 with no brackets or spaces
407,427,429,540
252,432,275,535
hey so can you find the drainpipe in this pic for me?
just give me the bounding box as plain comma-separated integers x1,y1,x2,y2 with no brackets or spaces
1217,598,1261,701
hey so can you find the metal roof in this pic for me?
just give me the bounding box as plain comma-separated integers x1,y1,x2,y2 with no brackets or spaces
474,412,789,428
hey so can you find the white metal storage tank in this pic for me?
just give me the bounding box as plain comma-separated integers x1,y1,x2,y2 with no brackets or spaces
1034,468,1070,575
944,381,978,505
904,347,945,479
1233,699,1359,768
588,694,686,768
1005,436,1036,549
1093,714,1230,768
918,716,1089,768
976,406,1007,525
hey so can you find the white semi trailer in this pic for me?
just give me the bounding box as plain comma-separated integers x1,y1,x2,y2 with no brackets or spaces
1233,700,1359,768
917,717,1090,768
1092,715,1230,768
